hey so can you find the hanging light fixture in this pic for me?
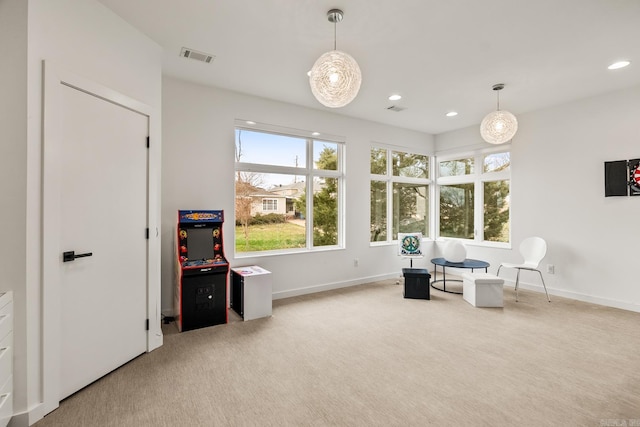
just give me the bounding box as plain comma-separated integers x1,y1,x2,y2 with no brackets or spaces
309,9,362,108
480,83,518,144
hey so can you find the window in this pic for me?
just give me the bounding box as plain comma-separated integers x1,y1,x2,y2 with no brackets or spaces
437,151,510,244
440,182,474,239
234,122,344,255
262,199,278,211
483,180,510,242
370,147,430,242
439,158,474,177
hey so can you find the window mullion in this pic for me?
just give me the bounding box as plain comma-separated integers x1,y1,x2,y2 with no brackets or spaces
475,180,483,241
431,155,438,240
306,139,313,249
472,153,480,242
480,170,510,182
337,175,344,247
235,162,304,176
386,150,393,241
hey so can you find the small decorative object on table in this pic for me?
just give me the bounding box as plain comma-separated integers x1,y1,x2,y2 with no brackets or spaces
442,240,466,263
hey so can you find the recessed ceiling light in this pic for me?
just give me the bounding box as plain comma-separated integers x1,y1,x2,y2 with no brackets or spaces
388,94,402,101
446,111,458,117
608,60,631,70
246,121,256,125
312,132,320,136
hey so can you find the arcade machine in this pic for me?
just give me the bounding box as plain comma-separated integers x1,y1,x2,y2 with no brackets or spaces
174,210,229,331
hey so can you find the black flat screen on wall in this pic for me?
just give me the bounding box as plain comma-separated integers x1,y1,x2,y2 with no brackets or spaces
604,160,628,197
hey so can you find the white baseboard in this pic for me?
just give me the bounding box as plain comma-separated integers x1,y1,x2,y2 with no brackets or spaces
503,280,640,313
161,273,400,315
161,274,640,315
9,402,45,427
272,273,399,300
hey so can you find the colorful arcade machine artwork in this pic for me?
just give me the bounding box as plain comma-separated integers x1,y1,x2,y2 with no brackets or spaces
604,158,640,197
175,210,229,332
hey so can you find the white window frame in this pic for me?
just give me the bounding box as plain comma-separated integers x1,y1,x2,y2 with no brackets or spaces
234,120,346,257
435,147,511,248
262,198,278,211
369,144,433,246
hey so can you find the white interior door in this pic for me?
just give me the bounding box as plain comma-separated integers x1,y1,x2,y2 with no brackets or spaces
58,83,148,399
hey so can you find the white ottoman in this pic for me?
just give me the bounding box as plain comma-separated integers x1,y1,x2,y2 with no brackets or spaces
462,273,504,307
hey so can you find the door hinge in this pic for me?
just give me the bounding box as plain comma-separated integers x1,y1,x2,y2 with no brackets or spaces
146,319,149,330
146,136,150,148
146,228,149,239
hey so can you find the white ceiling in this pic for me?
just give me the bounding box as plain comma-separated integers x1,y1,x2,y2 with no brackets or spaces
97,0,640,135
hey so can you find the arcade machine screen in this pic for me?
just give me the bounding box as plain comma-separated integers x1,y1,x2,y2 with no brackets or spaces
185,227,214,262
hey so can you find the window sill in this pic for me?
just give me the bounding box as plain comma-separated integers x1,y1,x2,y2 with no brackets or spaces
435,238,511,250
235,245,345,259
369,238,434,248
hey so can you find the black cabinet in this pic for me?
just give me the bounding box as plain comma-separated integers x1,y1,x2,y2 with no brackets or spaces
180,269,227,331
402,268,431,300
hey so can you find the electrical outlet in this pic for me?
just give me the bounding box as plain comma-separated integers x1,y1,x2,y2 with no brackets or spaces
546,264,555,274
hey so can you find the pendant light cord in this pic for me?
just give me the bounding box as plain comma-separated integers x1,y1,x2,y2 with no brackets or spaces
334,21,337,50
496,90,501,111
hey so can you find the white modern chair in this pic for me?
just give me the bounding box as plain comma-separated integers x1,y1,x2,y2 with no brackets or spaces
497,237,550,302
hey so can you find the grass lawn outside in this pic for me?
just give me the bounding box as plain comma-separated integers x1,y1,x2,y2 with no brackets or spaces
235,221,306,252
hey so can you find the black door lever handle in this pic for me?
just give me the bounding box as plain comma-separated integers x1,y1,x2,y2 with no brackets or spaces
63,251,93,262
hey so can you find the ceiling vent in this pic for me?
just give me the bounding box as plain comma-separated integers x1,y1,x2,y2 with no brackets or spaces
386,105,406,112
180,47,215,64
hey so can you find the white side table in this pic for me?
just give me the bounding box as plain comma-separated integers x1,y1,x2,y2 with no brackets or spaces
462,273,504,307
231,266,272,321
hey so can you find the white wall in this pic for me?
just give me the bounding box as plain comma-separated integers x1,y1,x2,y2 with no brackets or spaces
0,0,28,289
0,2,28,423
435,86,640,311
162,77,435,313
1,0,163,425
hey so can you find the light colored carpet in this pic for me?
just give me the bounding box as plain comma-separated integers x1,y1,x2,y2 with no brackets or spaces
34,279,640,426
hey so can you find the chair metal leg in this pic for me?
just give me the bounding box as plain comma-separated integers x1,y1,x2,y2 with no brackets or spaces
536,269,551,302
498,265,550,303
